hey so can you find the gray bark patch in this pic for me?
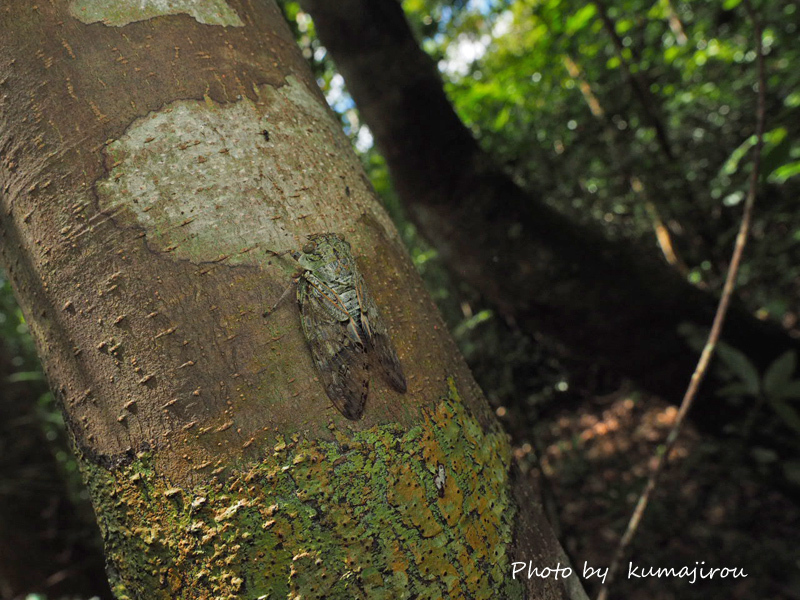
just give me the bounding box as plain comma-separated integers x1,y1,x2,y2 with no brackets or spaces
69,0,244,27
95,77,363,265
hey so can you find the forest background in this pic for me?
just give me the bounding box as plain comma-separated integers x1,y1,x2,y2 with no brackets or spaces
1,0,799,599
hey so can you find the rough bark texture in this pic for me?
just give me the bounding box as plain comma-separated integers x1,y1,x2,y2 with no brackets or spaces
0,1,583,598
298,0,800,413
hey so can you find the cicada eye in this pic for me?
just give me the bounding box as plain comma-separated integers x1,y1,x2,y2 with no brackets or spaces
302,241,316,254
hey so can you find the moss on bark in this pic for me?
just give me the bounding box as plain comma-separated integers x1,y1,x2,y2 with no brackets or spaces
83,379,523,599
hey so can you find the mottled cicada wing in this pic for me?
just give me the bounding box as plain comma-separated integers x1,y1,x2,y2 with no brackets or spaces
356,272,407,394
291,232,406,420
297,276,370,420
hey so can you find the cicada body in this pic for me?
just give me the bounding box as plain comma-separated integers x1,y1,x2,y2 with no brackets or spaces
292,233,406,420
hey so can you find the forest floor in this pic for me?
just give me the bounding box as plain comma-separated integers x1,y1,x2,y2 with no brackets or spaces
527,388,800,600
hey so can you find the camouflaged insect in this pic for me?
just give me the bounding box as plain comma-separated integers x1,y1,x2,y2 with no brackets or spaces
434,463,446,498
289,233,407,420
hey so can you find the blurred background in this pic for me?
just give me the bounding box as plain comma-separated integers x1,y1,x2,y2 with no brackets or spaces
2,1,799,598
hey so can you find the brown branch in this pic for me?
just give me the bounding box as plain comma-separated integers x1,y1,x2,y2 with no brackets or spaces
640,185,692,279
563,55,605,118
664,0,688,45
595,5,767,598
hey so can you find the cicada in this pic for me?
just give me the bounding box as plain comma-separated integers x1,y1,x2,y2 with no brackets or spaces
271,233,407,420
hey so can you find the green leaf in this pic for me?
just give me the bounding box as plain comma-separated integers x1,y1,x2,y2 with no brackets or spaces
767,398,800,436
720,127,787,179
716,381,758,398
722,0,743,8
763,351,797,400
760,129,791,178
663,46,680,63
720,134,756,176
616,19,633,35
493,106,511,130
770,160,800,184
715,342,760,396
677,322,707,352
750,447,778,464
774,380,800,402
783,461,800,486
565,5,596,35
6,371,44,383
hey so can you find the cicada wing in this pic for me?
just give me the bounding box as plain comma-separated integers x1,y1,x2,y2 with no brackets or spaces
370,332,407,393
356,274,407,394
298,278,370,420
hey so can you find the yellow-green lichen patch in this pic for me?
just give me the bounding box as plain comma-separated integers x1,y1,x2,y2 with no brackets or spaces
69,0,244,27
82,386,524,599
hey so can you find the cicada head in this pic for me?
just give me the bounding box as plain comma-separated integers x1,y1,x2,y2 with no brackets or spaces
294,233,349,270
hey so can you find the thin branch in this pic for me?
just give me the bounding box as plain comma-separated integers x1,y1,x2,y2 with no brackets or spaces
664,0,688,45
640,185,692,279
595,5,767,599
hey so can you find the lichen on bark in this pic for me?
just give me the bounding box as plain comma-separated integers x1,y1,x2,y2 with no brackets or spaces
83,379,523,599
69,0,245,27
95,76,367,265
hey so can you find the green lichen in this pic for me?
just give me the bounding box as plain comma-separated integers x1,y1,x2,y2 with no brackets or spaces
82,382,523,599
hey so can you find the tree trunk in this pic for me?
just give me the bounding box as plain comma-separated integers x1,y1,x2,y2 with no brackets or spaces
0,2,584,598
298,0,799,409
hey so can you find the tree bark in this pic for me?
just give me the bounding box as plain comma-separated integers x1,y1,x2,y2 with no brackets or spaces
0,1,584,598
298,0,799,414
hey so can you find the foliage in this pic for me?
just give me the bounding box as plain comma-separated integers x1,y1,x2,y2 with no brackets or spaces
0,276,39,372
2,271,94,501
411,0,799,311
